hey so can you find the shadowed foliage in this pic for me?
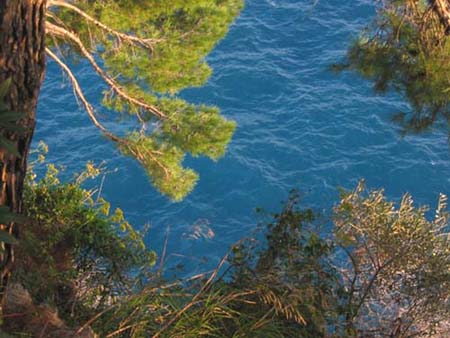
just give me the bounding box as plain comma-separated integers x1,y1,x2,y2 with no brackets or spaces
334,0,450,134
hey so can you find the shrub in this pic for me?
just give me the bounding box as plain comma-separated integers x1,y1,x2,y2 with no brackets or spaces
14,147,156,326
7,159,450,338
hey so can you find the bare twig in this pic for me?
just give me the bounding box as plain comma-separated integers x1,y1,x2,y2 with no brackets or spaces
45,47,121,142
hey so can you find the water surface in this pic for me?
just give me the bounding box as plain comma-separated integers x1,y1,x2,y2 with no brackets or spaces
36,0,450,274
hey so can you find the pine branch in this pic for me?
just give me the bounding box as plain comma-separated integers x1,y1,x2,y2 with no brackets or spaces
46,22,166,119
47,0,164,49
45,47,120,143
46,47,171,179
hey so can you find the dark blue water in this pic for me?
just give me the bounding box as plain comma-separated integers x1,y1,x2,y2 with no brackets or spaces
37,0,450,274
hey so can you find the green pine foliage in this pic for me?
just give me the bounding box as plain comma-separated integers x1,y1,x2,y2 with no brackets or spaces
335,0,450,133
56,0,243,93
117,99,236,200
46,0,243,200
118,133,199,202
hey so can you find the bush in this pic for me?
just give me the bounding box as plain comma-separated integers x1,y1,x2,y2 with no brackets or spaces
7,152,450,338
335,181,450,337
14,147,156,326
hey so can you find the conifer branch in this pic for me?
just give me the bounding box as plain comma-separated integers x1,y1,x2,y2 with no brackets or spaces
46,22,166,119
45,47,121,143
47,0,164,49
45,10,70,31
46,46,171,184
129,146,171,179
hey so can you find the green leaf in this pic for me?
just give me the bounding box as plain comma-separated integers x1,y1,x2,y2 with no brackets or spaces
48,0,242,201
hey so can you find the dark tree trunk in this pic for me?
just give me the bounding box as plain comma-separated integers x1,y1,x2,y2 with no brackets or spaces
0,0,46,306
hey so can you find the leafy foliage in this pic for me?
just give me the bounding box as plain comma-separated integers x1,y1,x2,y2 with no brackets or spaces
94,184,450,337
46,0,243,200
52,0,242,93
118,100,235,201
227,192,338,337
85,193,337,337
335,181,450,337
335,0,450,133
14,151,156,325
6,174,450,337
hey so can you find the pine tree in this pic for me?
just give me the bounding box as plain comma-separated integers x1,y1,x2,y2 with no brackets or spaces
0,0,242,306
335,0,450,133
46,0,243,200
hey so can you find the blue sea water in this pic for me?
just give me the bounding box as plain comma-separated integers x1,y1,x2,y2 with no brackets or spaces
37,0,450,275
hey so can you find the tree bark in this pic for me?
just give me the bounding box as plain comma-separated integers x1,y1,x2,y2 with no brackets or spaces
0,0,46,306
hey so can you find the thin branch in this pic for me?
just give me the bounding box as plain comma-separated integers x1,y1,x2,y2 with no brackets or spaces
46,22,166,119
106,323,143,338
45,10,70,31
152,249,233,338
46,24,174,188
126,145,171,179
157,225,171,277
354,256,396,318
339,245,359,327
45,47,121,143
48,0,164,48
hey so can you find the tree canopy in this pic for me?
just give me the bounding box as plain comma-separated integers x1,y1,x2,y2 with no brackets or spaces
45,0,243,200
335,0,450,134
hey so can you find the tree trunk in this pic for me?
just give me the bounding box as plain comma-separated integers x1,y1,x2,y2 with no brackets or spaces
0,0,47,306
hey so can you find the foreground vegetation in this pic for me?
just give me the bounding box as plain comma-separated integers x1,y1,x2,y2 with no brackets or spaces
2,153,449,337
0,0,242,311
